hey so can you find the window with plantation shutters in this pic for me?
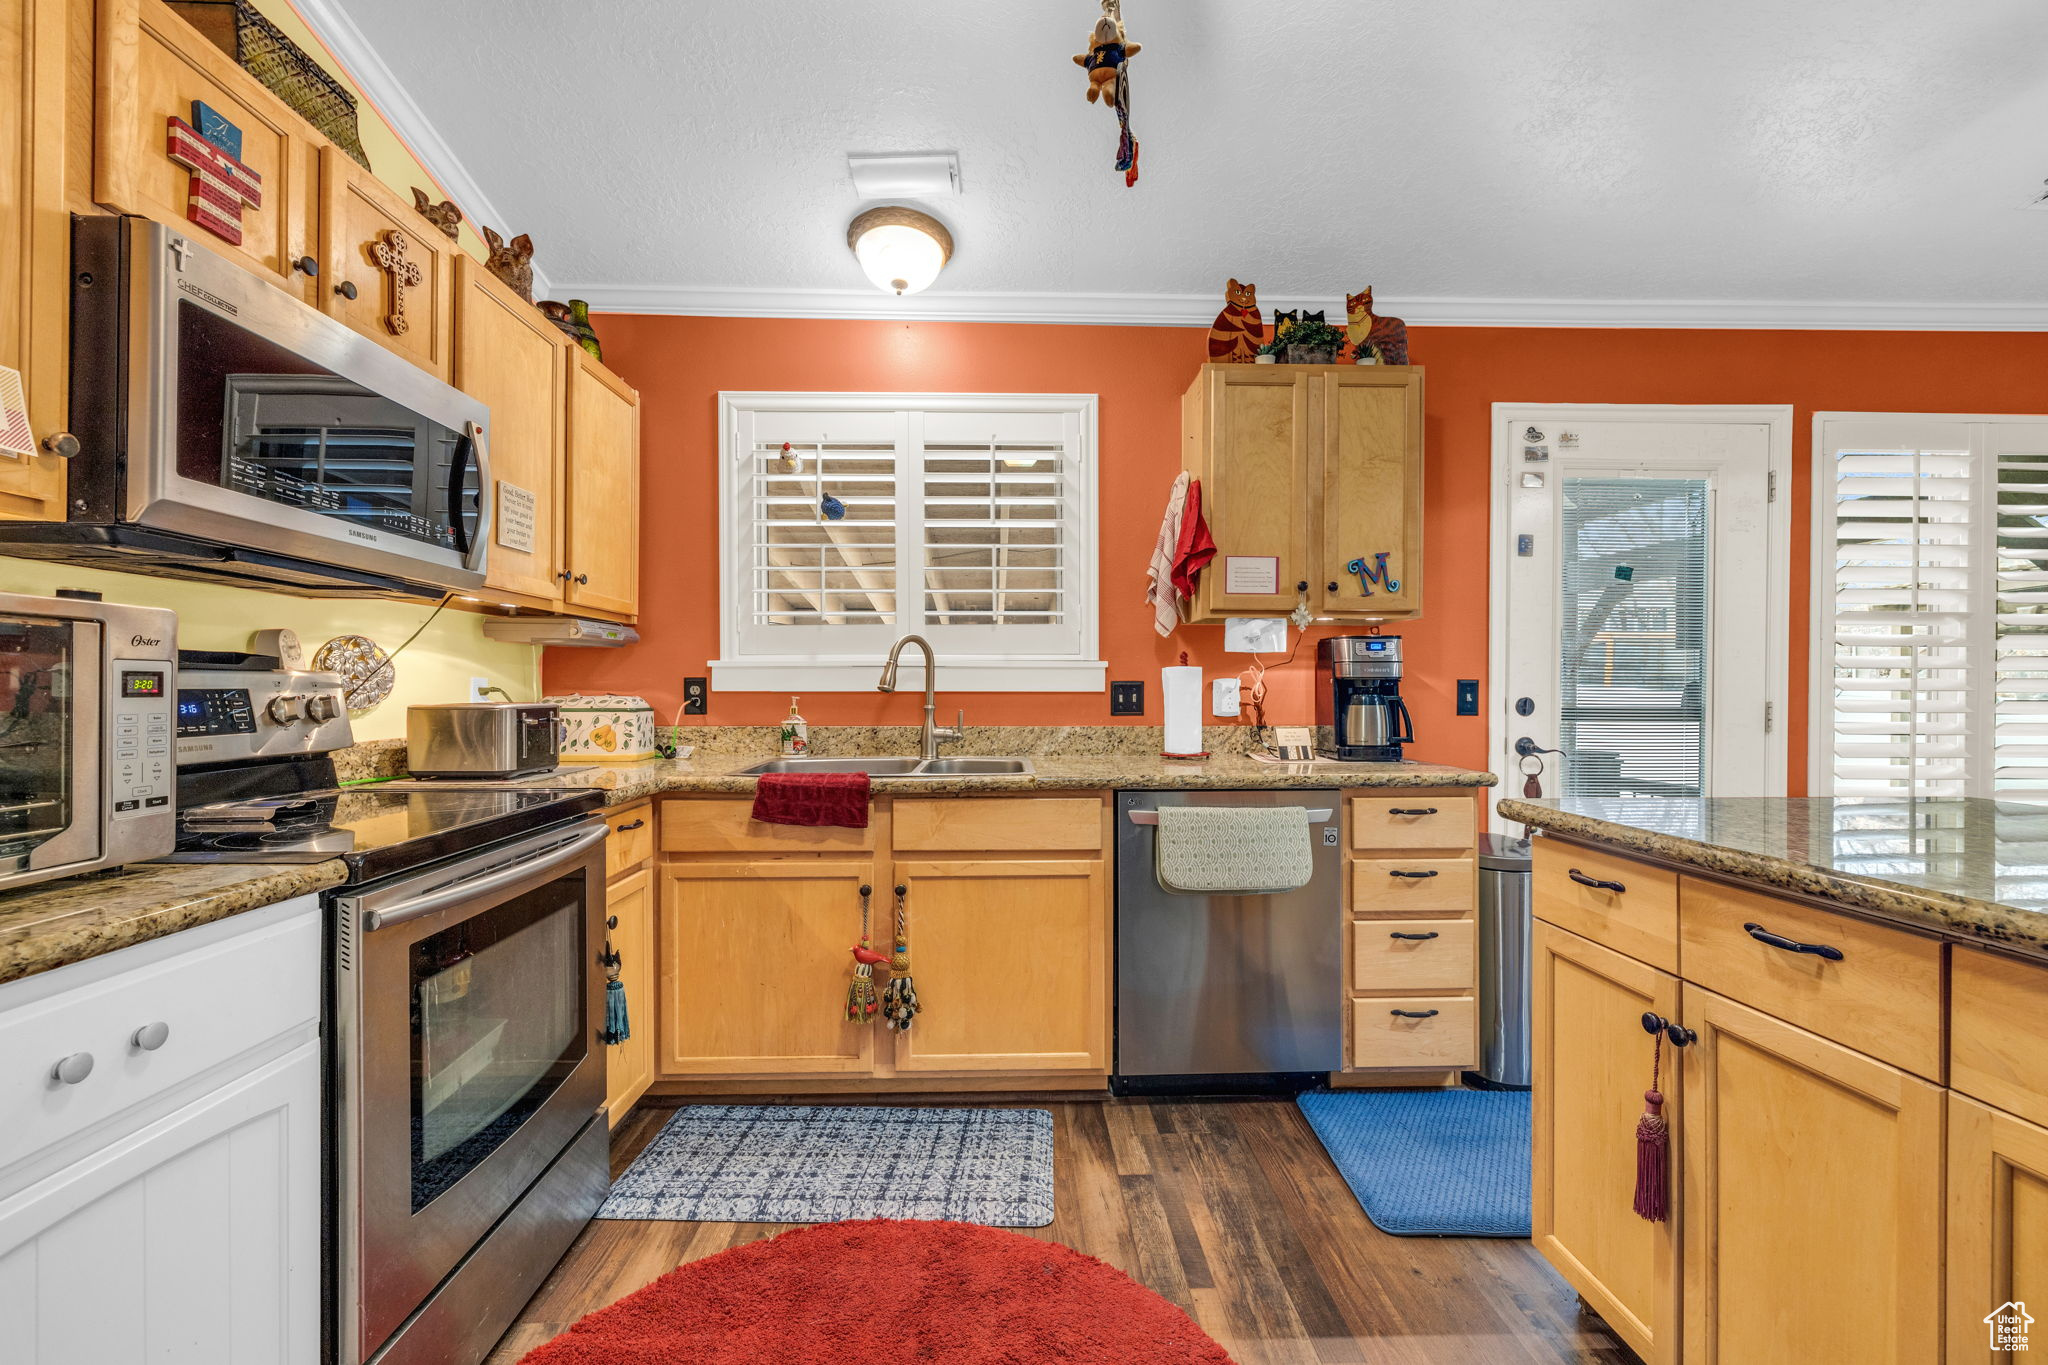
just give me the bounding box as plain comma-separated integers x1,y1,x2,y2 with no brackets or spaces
716,394,1103,692
1814,416,2048,799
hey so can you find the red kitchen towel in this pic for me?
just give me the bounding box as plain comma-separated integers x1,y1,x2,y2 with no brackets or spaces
1171,477,1218,599
750,772,872,828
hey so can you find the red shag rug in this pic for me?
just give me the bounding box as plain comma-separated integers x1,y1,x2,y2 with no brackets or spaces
518,1218,1235,1364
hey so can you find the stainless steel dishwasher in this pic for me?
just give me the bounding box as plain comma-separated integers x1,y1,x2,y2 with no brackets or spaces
1114,790,1344,1088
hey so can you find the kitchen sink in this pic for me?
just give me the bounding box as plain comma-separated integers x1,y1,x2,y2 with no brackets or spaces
731,756,1033,778
914,757,1033,775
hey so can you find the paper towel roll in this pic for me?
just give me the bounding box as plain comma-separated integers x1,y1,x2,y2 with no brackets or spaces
1161,665,1204,756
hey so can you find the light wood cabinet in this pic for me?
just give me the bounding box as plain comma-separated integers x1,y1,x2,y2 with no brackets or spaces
1678,984,1943,1365
455,255,569,606
1949,1093,2048,1363
889,859,1108,1074
563,349,640,618
1179,363,1423,623
1531,920,1681,1365
319,147,457,381
0,0,70,518
603,866,655,1120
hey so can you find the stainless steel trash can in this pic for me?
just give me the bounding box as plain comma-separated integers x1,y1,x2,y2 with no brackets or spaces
1472,832,1534,1089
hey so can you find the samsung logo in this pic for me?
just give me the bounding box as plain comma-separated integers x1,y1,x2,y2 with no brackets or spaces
176,278,238,315
130,635,162,648
347,529,378,543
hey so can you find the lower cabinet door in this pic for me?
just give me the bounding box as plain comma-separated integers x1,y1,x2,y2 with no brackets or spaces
1949,1093,2048,1363
0,1038,320,1364
603,866,656,1119
1680,984,1943,1365
657,860,876,1076
890,859,1108,1074
1532,920,1682,1365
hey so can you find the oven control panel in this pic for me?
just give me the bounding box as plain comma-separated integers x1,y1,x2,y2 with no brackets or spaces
109,664,176,817
175,667,353,766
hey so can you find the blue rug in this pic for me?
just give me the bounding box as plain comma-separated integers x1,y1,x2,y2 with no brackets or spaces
1297,1089,1530,1237
598,1105,1055,1227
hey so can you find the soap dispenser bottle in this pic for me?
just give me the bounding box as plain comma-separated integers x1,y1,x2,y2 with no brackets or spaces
780,697,809,756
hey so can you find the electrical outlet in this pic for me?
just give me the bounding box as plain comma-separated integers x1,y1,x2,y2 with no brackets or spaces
682,677,708,715
468,676,493,702
1212,677,1241,717
1110,680,1145,716
1457,679,1480,716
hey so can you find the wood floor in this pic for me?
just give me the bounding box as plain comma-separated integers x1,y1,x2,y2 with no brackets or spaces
483,1096,1638,1365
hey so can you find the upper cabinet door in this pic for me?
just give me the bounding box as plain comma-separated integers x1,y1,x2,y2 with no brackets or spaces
563,349,640,618
0,0,69,518
95,0,321,304
319,147,456,381
1318,367,1423,618
1181,366,1310,619
455,255,567,606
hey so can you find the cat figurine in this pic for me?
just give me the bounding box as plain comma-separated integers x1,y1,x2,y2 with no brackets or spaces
1346,288,1409,365
1206,279,1264,363
482,226,535,303
410,188,462,242
1271,308,1324,343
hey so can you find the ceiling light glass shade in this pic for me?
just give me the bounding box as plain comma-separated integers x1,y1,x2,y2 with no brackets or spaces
847,207,954,295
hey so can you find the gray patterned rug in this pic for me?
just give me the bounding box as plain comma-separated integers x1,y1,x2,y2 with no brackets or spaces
597,1105,1056,1227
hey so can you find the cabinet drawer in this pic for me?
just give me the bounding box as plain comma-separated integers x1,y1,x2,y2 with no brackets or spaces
0,900,319,1173
1351,996,1476,1069
1351,795,1474,851
1352,857,1475,914
1532,841,1678,973
892,798,1102,852
659,798,875,854
1951,947,2048,1128
1354,920,1475,993
1679,876,1942,1079
606,801,654,876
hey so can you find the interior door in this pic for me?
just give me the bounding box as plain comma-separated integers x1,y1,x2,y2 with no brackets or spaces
1497,416,1779,818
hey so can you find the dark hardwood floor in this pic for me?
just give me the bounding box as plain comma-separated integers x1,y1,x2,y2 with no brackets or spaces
483,1097,1639,1365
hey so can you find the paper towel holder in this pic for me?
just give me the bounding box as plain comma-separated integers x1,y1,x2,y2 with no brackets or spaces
1161,651,1211,760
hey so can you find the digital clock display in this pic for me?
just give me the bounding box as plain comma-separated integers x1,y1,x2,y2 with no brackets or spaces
123,671,165,697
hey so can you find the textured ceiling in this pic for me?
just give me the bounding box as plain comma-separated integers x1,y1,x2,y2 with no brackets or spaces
326,0,2048,320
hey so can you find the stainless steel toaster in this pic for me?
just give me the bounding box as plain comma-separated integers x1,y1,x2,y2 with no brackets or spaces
405,702,561,778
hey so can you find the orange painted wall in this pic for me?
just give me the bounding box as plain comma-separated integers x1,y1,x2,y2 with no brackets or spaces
543,315,2048,793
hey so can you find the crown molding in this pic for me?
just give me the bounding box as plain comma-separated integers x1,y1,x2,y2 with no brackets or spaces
556,283,2048,331
287,0,553,298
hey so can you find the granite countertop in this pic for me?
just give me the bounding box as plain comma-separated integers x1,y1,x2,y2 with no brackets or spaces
1500,795,2048,959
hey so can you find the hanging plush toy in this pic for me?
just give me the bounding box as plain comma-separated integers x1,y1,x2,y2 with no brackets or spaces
1073,0,1141,186
881,883,921,1032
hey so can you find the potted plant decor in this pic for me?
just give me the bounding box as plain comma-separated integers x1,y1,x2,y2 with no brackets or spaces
1277,318,1345,364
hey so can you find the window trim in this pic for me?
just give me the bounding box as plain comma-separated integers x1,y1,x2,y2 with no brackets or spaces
711,391,1106,693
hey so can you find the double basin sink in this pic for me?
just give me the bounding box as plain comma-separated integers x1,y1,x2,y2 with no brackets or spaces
732,756,1034,779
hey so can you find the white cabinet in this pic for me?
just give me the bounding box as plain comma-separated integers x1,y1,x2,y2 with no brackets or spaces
0,896,322,1364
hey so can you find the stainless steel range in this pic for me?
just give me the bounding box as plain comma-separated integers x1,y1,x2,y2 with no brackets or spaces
166,656,610,1365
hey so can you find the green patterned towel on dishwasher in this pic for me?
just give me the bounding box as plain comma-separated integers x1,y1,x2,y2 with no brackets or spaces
1154,805,1314,893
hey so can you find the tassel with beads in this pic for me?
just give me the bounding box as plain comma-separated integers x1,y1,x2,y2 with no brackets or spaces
881,883,921,1032
1633,1032,1670,1222
846,884,881,1021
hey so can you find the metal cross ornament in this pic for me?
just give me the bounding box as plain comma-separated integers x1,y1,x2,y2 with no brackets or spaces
370,230,423,335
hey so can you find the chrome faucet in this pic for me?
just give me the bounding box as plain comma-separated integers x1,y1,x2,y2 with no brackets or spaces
877,634,964,760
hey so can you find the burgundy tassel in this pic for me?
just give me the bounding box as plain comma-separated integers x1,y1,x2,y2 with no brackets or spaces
1634,1035,1670,1222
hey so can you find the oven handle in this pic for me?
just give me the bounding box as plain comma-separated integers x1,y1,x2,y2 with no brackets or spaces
1127,808,1332,825
361,821,605,932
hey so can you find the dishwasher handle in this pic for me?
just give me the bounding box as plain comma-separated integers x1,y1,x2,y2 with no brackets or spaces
1127,807,1333,826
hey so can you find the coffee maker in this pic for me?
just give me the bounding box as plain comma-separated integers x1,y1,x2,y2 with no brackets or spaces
1316,636,1413,762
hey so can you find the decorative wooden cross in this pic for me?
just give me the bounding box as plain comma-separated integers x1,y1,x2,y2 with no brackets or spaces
165,114,263,246
370,230,423,336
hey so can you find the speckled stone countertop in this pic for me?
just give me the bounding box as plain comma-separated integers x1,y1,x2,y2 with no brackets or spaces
1500,796,2048,959
0,860,347,986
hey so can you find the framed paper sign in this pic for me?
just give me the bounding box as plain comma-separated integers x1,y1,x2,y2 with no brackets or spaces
1222,555,1280,596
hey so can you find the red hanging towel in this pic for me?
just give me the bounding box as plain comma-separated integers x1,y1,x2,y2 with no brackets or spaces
1170,477,1217,600
751,772,872,828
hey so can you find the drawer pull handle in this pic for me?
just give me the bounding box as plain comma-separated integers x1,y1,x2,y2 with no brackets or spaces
616,818,646,832
1387,807,1438,816
1568,868,1627,894
1389,1008,1440,1019
50,1051,94,1085
1387,869,1440,879
1742,921,1844,961
1389,931,1440,941
131,1021,170,1052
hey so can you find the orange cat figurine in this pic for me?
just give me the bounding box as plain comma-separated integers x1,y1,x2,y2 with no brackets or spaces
1346,287,1409,365
1208,279,1264,363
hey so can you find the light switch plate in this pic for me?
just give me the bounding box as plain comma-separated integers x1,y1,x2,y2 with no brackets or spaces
1223,617,1288,653
1212,677,1241,716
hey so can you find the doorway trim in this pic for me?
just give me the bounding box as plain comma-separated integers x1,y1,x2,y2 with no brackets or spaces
1487,403,1796,815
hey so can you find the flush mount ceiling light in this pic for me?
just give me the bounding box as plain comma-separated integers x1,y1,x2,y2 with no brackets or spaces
847,206,953,296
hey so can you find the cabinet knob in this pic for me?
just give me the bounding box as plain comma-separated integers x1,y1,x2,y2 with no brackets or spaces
606,915,619,930
573,573,589,585
294,255,319,277
40,432,79,459
131,1021,170,1052
557,569,573,582
335,280,358,300
50,1051,94,1085
1666,1024,1697,1048
1327,581,1339,593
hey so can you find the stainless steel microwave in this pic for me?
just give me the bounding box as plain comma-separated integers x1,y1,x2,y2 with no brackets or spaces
0,593,178,892
0,216,491,599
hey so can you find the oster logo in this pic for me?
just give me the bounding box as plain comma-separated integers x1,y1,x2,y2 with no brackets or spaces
130,635,163,649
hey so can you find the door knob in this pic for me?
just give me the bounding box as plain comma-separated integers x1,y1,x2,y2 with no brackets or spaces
40,432,79,459
1514,737,1563,758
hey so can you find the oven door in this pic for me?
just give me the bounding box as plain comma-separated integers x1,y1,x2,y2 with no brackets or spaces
0,613,101,889
334,819,607,1364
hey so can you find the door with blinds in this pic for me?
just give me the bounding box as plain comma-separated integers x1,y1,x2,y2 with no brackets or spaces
1814,415,2048,799
1496,413,1783,821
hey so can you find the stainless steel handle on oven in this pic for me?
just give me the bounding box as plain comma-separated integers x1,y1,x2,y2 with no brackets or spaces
462,420,494,574
1126,808,1333,825
361,822,605,932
